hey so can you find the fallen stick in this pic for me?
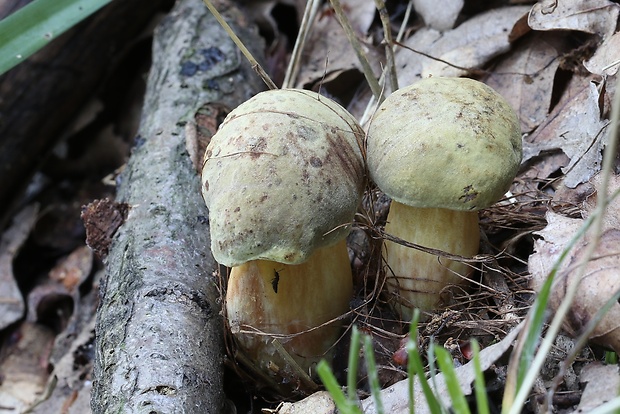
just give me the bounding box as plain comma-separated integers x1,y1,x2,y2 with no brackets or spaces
90,0,264,411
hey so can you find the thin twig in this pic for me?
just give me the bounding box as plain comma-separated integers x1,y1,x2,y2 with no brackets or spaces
374,0,398,92
282,0,321,88
360,0,413,126
396,0,414,44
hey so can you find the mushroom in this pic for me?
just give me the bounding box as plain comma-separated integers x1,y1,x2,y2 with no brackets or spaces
201,89,365,392
366,77,522,320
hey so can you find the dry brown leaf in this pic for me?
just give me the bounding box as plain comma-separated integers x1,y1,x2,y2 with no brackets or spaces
582,173,620,230
49,245,93,292
272,390,336,414
395,6,531,87
528,0,620,39
26,281,73,328
0,322,56,413
523,78,610,188
0,205,38,330
528,212,584,288
27,316,96,414
584,31,620,76
295,0,378,89
575,362,620,413
412,0,463,31
529,188,620,354
485,34,566,133
571,231,620,351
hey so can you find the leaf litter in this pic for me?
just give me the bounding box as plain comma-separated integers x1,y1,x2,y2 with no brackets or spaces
2,0,620,413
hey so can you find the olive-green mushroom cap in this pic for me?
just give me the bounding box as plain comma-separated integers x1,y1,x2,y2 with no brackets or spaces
367,77,522,210
201,89,365,267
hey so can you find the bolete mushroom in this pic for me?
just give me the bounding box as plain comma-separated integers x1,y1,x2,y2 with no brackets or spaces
201,89,365,392
366,77,522,320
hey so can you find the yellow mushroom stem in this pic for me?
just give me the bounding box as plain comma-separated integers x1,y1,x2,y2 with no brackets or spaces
384,201,480,321
225,239,352,381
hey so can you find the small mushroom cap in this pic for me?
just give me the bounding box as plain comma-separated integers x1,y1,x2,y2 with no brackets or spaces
201,89,365,267
367,77,522,210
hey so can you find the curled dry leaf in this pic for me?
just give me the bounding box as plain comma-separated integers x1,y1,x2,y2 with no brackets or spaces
576,362,620,412
528,0,620,40
564,229,620,351
0,322,56,412
49,245,93,292
0,205,38,330
485,34,566,133
529,204,620,353
523,78,610,188
271,390,336,414
412,0,464,31
583,31,620,76
26,245,93,329
29,317,97,414
395,6,530,87
582,173,620,230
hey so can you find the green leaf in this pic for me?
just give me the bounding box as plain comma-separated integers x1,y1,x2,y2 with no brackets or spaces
0,0,112,75
317,360,363,414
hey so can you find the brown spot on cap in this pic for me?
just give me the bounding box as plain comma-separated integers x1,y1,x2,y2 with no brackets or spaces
309,156,323,167
459,185,479,203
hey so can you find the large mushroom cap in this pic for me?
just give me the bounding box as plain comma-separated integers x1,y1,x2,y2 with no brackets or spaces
201,89,365,267
367,77,522,210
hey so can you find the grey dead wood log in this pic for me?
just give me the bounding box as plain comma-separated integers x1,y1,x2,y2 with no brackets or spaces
91,0,265,412
0,0,168,230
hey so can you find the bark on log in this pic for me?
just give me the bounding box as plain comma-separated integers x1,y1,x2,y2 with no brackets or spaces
91,0,265,412
0,0,167,229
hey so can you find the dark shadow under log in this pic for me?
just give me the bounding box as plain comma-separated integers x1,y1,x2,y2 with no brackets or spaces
90,0,265,412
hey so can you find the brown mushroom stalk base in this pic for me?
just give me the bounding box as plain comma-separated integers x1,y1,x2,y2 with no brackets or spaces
384,201,480,321
226,239,353,391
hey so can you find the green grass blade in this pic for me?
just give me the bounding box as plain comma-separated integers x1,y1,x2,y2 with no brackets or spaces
434,346,471,414
363,334,384,414
0,0,112,75
347,326,361,403
605,351,618,365
471,341,490,414
409,337,443,413
503,212,596,410
516,214,591,385
407,311,421,414
317,360,363,414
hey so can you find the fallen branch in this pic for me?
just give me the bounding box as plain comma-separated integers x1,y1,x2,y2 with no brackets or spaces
90,0,264,411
